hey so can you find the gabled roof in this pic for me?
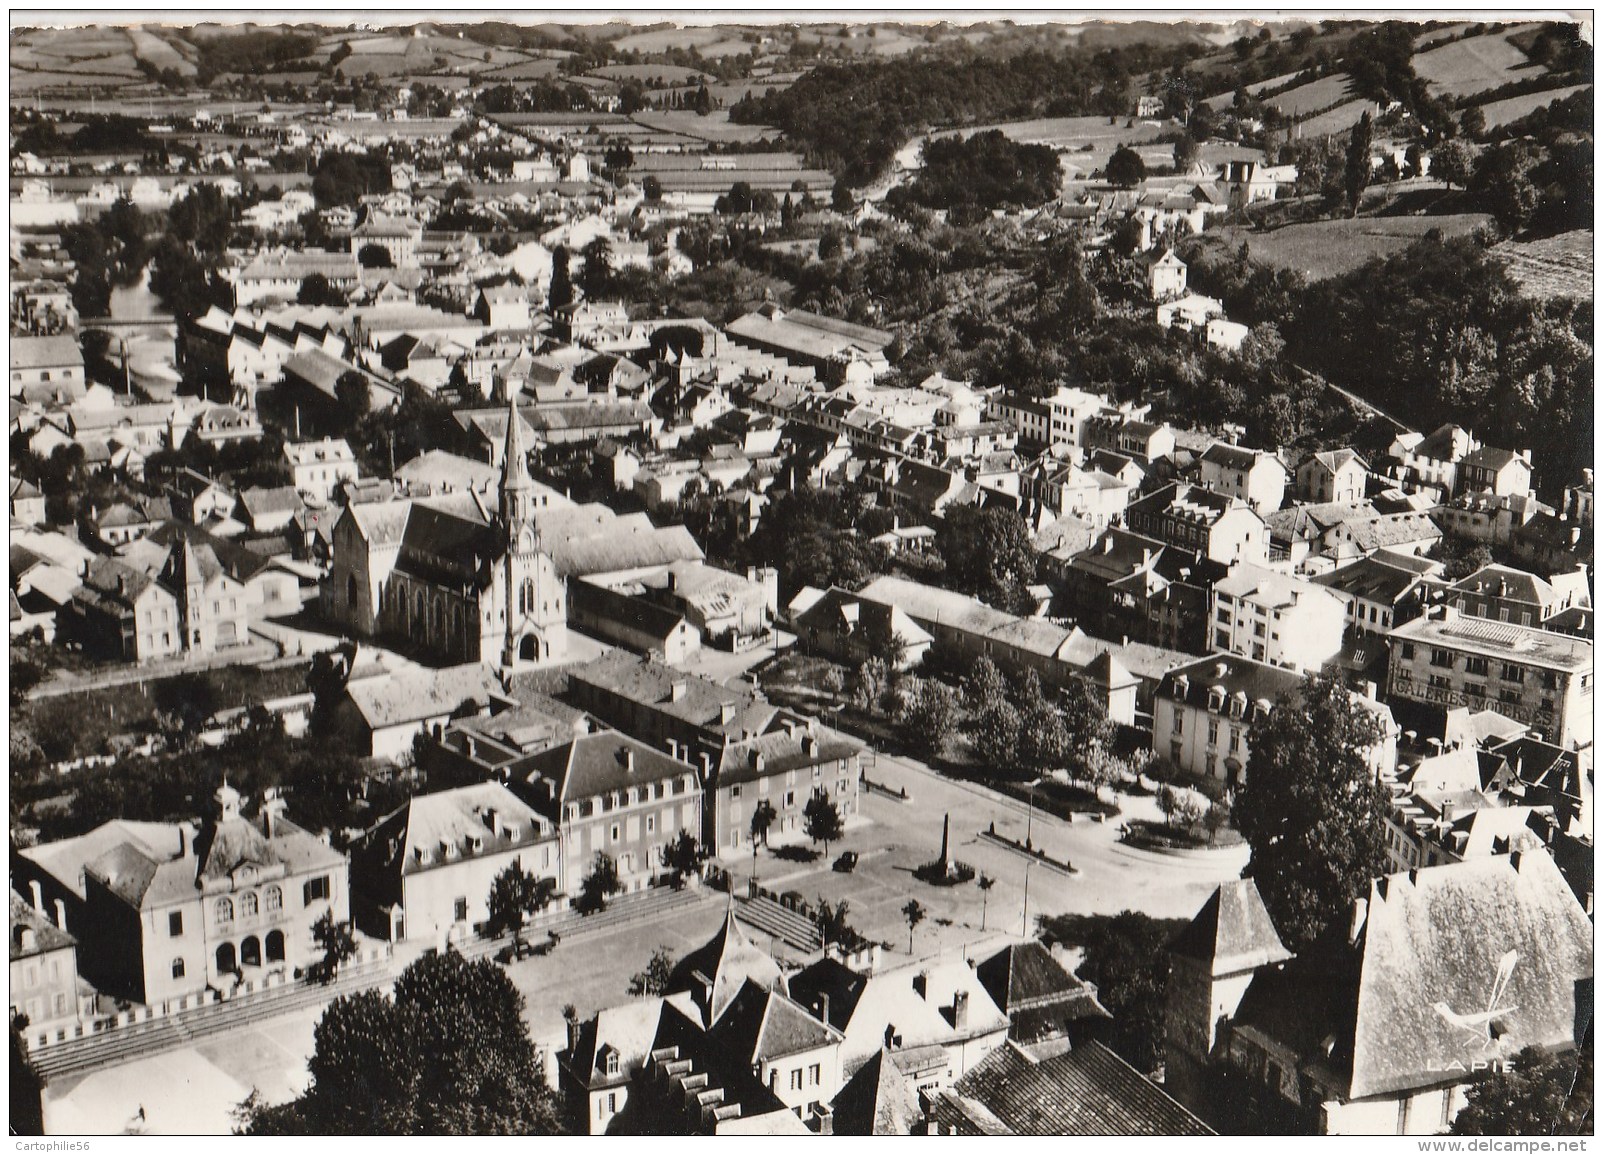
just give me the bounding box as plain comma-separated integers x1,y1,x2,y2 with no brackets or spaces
343,664,505,731
10,890,76,960
1168,878,1293,976
710,979,841,1064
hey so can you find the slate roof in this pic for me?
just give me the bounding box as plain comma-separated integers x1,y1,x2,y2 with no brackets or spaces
1234,851,1593,1102
710,978,841,1064
353,781,554,905
829,1047,922,1136
566,997,666,1091
10,890,76,960
18,821,186,901
975,941,1112,1038
509,731,696,810
1334,511,1443,552
1168,879,1293,976
936,1039,1213,1135
1449,564,1564,610
1312,555,1429,604
568,650,776,741
668,906,787,1027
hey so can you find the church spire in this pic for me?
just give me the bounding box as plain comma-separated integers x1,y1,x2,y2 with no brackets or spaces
500,388,532,528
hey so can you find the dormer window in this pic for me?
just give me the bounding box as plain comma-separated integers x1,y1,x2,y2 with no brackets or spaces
605,1051,620,1076
470,835,484,854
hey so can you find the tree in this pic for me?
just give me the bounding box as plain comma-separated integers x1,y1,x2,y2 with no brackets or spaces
1172,135,1200,173
815,897,861,951
1157,784,1205,831
1433,139,1474,190
577,852,622,915
547,244,574,311
298,272,346,307
850,656,894,714
1106,145,1146,189
831,182,855,213
1038,911,1186,1074
935,505,1038,613
893,677,961,760
750,799,778,848
578,236,614,299
641,175,663,202
10,1017,44,1136
1060,677,1114,780
484,862,556,942
334,370,371,417
1344,111,1373,216
1459,104,1487,140
239,951,566,1134
803,790,844,857
1450,1044,1591,1136
357,243,394,269
628,945,676,997
1234,674,1390,954
311,911,357,984
661,829,708,886
902,898,925,953
977,874,995,931
1471,141,1541,234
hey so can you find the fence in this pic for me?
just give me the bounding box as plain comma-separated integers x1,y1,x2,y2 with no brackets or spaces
25,941,391,1054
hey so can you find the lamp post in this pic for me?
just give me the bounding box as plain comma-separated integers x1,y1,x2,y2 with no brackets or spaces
1024,776,1042,850
1021,858,1033,939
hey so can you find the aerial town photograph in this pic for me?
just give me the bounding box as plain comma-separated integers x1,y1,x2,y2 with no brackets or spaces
4,9,1594,1142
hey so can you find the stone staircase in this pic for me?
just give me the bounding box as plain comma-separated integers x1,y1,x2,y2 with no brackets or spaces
735,895,821,954
457,883,718,962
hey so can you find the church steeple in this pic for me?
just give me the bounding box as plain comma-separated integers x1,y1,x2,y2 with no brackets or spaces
500,388,532,529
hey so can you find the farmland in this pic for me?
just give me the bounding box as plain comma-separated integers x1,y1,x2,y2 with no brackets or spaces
1208,212,1494,280
1257,72,1353,117
128,27,197,75
631,109,780,144
611,25,737,53
591,63,710,85
1296,99,1379,136
1473,84,1592,129
1492,230,1593,301
482,58,562,81
1413,26,1545,100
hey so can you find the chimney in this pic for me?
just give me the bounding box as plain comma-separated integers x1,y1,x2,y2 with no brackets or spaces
815,993,830,1025
720,702,736,725
913,971,929,1000
953,990,969,1029
624,748,636,774
178,825,190,857
262,793,287,839
28,880,42,911
485,807,503,836
1348,896,1369,944
53,899,67,931
670,680,687,703
815,1104,833,1136
884,1023,897,1050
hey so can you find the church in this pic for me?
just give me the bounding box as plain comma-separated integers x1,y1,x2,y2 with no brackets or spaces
324,395,568,667
323,395,705,668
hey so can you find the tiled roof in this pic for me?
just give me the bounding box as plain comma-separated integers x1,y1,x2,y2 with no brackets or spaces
344,664,505,730
940,1039,1213,1135
10,335,82,371
710,979,840,1064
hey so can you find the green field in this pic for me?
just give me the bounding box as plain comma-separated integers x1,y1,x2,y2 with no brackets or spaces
632,109,779,143
1298,99,1379,136
1474,84,1591,129
593,63,709,84
1211,212,1494,280
1259,72,1354,117
1413,28,1543,99
612,25,732,53
1492,229,1593,301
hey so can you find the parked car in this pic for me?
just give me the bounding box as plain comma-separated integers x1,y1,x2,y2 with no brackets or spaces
833,851,859,873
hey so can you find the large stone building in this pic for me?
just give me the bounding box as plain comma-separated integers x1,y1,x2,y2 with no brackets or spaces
14,786,348,1008
323,396,568,667
1386,606,1593,750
